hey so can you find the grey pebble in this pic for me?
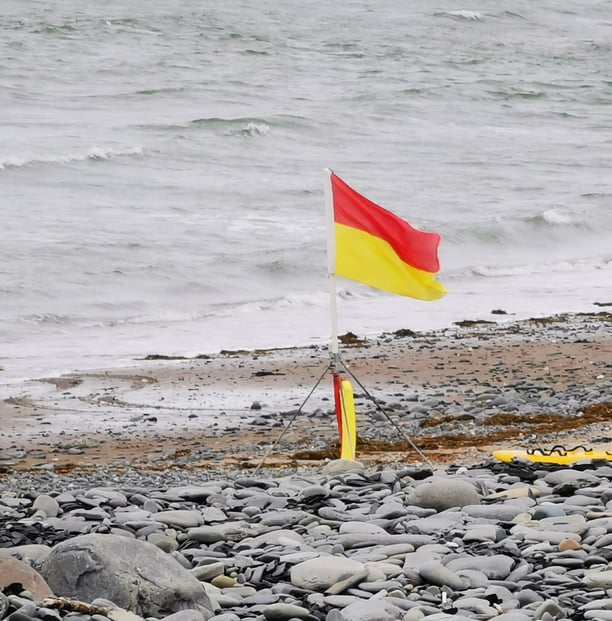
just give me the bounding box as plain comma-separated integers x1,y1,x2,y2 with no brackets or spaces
262,603,311,619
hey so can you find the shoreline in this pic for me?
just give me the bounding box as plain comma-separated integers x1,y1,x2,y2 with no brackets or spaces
3,301,611,387
0,311,610,477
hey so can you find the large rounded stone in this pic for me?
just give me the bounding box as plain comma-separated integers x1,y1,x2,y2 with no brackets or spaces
290,557,365,591
32,494,61,519
418,560,470,590
262,603,311,620
5,544,52,571
408,477,481,511
40,534,214,618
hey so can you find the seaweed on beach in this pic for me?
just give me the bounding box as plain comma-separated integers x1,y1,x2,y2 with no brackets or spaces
288,402,612,466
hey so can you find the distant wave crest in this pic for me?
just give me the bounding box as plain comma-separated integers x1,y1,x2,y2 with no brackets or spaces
136,115,308,137
530,209,574,226
0,146,144,170
467,256,611,279
434,10,484,21
500,11,526,20
487,88,546,101
446,208,591,245
190,116,272,137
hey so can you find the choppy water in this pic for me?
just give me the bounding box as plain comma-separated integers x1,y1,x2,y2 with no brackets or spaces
1,0,611,381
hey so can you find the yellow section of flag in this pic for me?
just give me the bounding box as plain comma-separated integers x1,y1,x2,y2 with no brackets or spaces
335,223,446,301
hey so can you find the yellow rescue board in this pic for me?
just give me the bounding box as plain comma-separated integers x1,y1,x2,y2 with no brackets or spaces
494,447,612,465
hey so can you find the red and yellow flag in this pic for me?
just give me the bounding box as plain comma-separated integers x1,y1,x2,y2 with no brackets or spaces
330,172,446,301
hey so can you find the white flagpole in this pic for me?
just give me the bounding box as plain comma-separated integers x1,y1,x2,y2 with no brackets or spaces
323,168,339,358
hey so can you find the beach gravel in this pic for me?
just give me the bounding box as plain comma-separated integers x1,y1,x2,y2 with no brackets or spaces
0,313,611,620
1,458,612,619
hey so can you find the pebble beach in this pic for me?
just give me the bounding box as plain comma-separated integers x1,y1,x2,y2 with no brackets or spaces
1,311,611,621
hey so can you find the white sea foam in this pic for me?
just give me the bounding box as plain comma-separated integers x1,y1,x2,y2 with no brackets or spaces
540,208,574,225
436,10,484,21
241,122,270,136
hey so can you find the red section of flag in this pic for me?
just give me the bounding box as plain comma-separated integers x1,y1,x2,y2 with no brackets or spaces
331,172,441,274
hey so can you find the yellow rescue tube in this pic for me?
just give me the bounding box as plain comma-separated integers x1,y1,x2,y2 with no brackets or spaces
493,447,612,465
339,379,357,461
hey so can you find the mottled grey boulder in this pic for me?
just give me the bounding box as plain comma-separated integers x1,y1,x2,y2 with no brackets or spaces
408,477,481,511
40,534,215,618
5,544,52,571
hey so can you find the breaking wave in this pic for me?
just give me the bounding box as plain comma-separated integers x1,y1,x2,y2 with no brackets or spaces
465,256,612,279
0,146,144,171
21,313,73,325
443,207,597,246
531,209,574,226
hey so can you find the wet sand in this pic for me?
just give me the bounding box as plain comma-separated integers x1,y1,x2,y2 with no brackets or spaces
0,311,610,474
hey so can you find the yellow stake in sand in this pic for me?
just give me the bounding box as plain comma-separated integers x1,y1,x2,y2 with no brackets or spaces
339,379,357,461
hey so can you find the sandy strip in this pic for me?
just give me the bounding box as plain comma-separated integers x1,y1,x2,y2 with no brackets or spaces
0,312,610,473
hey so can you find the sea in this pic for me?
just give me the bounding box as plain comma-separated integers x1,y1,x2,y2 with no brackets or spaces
1,0,611,384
